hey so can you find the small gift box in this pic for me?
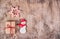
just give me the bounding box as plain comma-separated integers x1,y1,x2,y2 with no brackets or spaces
5,20,16,35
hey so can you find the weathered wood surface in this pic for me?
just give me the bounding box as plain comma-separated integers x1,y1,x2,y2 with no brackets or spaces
0,0,60,39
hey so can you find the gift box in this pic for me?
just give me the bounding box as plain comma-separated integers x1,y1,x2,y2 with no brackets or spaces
5,20,16,35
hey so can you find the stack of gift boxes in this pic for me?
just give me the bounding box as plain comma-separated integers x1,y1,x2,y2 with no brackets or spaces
5,7,27,36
